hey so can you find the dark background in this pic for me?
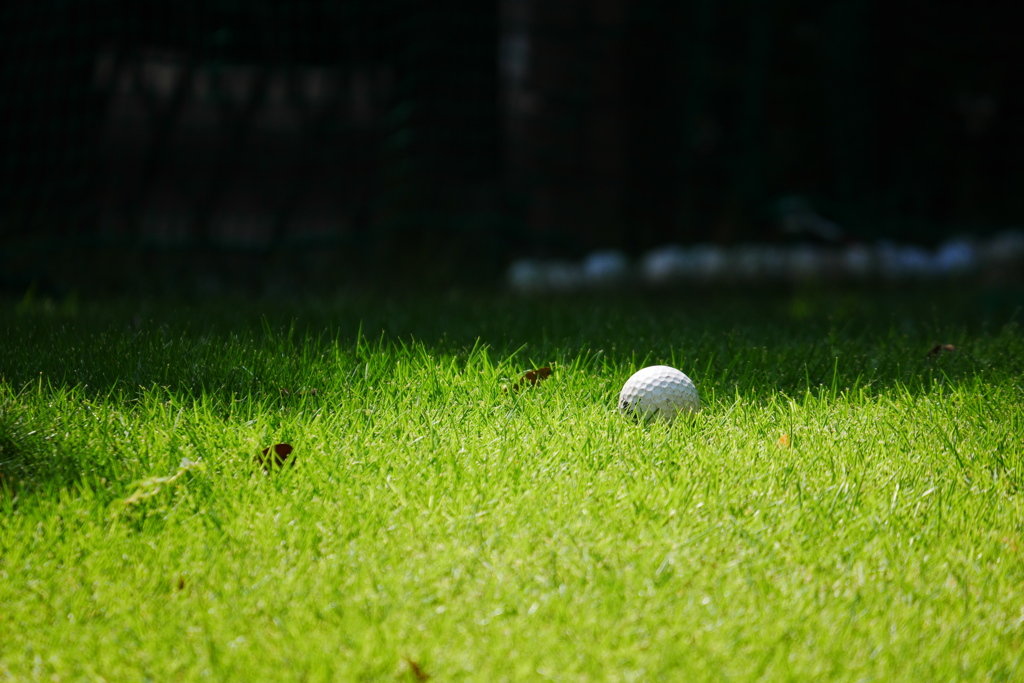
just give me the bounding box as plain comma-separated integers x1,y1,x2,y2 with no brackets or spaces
1,0,1020,293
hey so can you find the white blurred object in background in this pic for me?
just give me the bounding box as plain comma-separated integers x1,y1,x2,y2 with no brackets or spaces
877,242,934,280
510,229,1024,293
986,229,1024,260
978,229,1024,282
841,244,874,280
507,258,545,293
506,259,583,293
690,244,726,282
543,260,585,292
732,245,764,282
787,245,825,281
760,246,788,281
582,250,630,287
640,245,690,285
933,238,978,275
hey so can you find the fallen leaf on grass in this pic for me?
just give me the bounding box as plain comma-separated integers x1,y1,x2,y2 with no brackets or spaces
777,434,790,448
927,344,956,358
506,366,553,393
256,443,294,472
401,657,430,681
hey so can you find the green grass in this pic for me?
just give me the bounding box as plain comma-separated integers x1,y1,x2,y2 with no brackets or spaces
2,288,1024,681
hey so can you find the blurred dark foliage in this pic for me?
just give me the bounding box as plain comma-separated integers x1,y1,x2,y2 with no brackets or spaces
0,0,1020,293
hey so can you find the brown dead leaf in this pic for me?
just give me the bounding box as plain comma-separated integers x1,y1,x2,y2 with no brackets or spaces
777,434,790,448
256,443,294,472
507,366,553,393
927,344,956,358
402,657,430,681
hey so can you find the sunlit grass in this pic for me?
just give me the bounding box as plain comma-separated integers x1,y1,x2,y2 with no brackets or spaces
2,289,1023,681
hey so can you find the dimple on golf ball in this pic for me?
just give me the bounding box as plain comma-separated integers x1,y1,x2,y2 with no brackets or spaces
619,365,700,422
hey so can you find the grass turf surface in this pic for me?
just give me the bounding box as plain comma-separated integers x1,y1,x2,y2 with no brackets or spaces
2,288,1024,681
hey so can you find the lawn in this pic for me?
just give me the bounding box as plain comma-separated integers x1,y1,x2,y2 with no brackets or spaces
2,287,1024,681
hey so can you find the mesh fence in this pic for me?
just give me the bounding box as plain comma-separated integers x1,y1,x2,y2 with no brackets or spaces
1,0,1021,292
2,0,500,291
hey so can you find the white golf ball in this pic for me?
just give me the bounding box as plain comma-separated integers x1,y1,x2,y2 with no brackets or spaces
619,365,700,422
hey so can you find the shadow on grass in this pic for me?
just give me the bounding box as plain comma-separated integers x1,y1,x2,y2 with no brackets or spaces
3,285,1021,395
1,286,1022,497
0,432,82,502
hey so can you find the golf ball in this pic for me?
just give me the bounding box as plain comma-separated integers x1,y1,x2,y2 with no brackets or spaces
619,365,700,422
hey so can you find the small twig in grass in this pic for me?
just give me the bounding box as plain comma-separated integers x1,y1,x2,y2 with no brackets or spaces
402,657,430,681
123,458,204,505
